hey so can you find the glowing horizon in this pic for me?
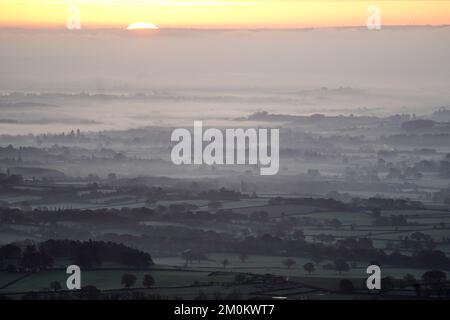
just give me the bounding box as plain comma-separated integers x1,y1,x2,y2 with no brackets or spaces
126,22,159,30
1,0,450,29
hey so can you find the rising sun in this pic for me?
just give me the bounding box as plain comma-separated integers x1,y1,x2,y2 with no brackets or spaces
126,22,159,30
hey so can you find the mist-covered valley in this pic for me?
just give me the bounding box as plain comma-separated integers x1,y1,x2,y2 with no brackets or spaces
1,26,450,300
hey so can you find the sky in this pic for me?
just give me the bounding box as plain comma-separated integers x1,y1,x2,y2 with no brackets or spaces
1,26,450,135
1,27,449,91
0,0,450,29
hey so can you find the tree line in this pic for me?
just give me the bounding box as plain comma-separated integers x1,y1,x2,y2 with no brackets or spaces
0,239,153,272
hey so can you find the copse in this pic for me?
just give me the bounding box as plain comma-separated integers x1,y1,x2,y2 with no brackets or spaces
40,239,153,268
0,239,153,272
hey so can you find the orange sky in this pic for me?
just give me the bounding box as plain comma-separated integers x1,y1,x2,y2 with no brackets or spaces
0,0,450,29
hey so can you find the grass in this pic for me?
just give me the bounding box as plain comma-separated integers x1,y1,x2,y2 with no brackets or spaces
0,231,41,245
0,268,218,293
0,194,41,203
304,211,374,224
148,198,269,211
0,272,27,288
0,254,439,299
155,253,435,285
211,198,270,210
154,199,210,208
155,253,314,269
382,209,450,217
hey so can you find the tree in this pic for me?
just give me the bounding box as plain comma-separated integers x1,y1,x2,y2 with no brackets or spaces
334,259,350,275
292,230,305,241
121,273,137,289
303,262,315,275
79,285,101,300
50,281,62,291
181,250,194,266
282,258,296,269
0,244,21,266
422,270,447,297
238,253,248,263
20,245,53,271
107,173,117,180
339,279,355,293
221,259,229,268
208,200,222,211
143,274,155,288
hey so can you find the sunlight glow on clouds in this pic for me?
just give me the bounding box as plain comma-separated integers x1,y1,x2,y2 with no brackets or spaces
126,22,159,29
1,0,450,29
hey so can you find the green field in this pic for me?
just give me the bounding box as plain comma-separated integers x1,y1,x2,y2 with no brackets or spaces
0,268,217,293
154,253,432,282
304,211,374,224
0,251,439,299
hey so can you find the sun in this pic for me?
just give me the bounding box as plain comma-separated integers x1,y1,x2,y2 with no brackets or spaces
126,22,159,30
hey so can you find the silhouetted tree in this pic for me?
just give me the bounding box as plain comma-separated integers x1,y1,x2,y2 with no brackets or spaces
282,258,296,269
303,262,315,275
79,285,101,300
121,273,137,289
334,259,350,275
221,259,229,268
292,230,305,241
143,274,155,288
422,270,447,297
